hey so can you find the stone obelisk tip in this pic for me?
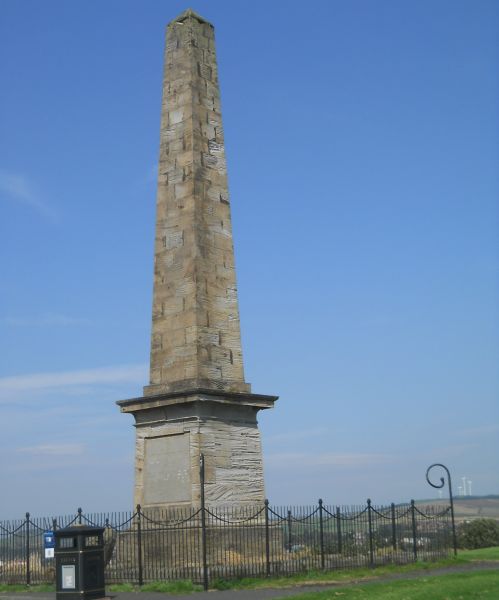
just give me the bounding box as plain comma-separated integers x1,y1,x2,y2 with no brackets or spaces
170,8,212,26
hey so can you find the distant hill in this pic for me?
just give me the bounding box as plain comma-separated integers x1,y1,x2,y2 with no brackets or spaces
415,495,499,522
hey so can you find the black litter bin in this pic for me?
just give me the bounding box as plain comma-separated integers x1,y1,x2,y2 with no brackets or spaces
54,525,106,600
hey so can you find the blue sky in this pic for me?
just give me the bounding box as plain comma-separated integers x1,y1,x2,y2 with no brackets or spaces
0,0,498,518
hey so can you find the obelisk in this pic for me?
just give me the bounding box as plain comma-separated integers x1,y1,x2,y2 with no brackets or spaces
117,9,277,509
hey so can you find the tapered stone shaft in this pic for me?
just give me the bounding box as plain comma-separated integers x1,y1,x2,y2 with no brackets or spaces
144,9,249,397
117,9,277,510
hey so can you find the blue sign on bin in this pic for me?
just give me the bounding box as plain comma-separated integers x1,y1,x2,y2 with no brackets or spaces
44,531,55,558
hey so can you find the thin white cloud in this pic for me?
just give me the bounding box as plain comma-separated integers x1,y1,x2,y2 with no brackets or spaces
267,452,393,469
17,444,85,456
1,313,90,327
0,364,148,401
0,169,58,222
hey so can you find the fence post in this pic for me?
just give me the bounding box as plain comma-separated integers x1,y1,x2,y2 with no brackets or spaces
410,500,418,561
287,510,292,553
136,505,143,587
25,513,31,586
336,506,342,554
264,500,270,577
391,503,396,551
367,499,374,567
77,507,82,525
318,499,325,570
52,518,57,531
199,453,208,591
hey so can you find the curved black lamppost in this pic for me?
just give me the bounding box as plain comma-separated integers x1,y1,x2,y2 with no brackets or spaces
426,463,457,555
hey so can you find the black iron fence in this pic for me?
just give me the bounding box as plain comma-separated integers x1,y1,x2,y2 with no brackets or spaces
0,499,453,588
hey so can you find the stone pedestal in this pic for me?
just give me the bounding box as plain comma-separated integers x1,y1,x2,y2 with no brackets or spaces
118,389,276,508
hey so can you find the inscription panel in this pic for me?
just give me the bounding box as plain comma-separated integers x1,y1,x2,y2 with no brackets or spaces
143,433,191,504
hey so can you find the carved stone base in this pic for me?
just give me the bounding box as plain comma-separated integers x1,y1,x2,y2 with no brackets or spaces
117,389,276,509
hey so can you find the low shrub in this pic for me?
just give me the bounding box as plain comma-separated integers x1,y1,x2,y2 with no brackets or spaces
457,518,499,549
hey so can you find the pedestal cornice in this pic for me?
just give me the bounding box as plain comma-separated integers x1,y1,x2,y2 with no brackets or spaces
117,388,278,414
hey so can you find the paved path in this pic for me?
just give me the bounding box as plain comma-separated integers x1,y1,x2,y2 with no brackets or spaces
1,562,497,600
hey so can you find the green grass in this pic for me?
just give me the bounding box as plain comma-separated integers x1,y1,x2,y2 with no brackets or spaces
107,580,202,594
211,561,449,590
458,546,499,561
0,583,55,592
141,580,202,593
0,548,497,594
210,548,499,591
273,570,499,600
